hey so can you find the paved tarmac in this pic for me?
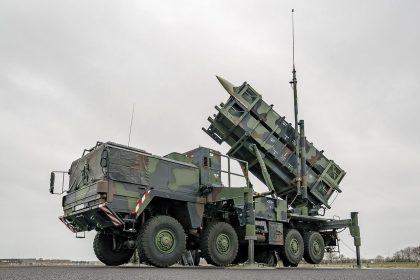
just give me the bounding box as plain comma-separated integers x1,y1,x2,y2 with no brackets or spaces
0,266,419,280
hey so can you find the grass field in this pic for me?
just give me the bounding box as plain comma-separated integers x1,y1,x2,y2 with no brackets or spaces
316,261,420,269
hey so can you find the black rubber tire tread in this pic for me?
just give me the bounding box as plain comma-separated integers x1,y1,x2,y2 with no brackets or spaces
303,231,325,264
137,215,186,268
200,221,239,266
93,232,134,266
137,223,152,266
279,229,304,267
255,249,277,267
231,244,248,264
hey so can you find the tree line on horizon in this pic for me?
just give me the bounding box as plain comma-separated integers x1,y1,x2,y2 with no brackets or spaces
385,245,420,262
322,245,420,263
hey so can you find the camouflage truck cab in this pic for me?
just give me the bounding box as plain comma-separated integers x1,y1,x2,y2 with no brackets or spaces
58,142,202,233
51,142,256,267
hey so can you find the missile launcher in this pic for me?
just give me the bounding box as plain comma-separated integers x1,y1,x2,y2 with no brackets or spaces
50,76,361,268
203,76,346,215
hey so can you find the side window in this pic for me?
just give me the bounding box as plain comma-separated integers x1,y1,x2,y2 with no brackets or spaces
203,157,212,167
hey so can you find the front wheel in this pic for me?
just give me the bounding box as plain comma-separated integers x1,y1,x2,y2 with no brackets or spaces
279,229,304,267
93,233,134,266
200,222,239,266
137,215,186,267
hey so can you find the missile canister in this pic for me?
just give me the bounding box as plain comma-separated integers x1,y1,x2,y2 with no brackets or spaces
203,76,346,215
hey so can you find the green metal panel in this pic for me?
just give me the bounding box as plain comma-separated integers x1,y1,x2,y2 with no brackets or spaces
203,77,346,214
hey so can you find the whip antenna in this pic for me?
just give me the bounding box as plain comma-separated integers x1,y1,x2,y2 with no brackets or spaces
128,104,135,147
289,9,302,196
292,9,295,68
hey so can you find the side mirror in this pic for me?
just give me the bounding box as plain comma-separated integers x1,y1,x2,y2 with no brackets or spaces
49,172,55,194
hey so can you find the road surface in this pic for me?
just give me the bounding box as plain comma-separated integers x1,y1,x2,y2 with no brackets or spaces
0,266,419,280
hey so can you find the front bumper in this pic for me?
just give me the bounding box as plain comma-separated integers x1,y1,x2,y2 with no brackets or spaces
59,202,124,233
60,180,124,233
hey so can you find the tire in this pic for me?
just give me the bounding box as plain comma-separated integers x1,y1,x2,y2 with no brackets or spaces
93,232,134,266
200,222,239,266
303,231,325,264
279,229,304,267
137,215,186,268
255,249,277,267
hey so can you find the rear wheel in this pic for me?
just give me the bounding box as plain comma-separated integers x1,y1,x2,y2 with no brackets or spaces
303,231,325,264
201,222,239,266
279,229,304,267
137,215,186,267
93,232,134,266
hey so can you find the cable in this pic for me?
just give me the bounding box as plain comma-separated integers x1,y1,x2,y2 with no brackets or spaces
340,239,356,254
329,192,339,206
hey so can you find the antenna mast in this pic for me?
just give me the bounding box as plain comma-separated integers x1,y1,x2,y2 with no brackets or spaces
128,104,135,147
290,9,302,196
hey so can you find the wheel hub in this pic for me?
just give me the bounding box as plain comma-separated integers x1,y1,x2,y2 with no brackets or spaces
313,240,321,255
155,229,176,254
289,238,300,255
216,233,230,255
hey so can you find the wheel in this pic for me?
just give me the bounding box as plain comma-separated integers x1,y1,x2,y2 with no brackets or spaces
137,215,186,267
200,222,239,266
303,231,325,264
93,232,134,266
255,249,277,267
279,229,304,267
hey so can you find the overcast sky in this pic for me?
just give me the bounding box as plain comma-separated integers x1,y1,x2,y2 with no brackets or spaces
1,0,419,261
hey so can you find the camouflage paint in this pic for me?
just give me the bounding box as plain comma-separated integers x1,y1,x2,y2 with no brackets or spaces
51,75,361,267
254,197,287,222
203,77,346,214
60,142,252,233
168,168,199,192
205,186,246,203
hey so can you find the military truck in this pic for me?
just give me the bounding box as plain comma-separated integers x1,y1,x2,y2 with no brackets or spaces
49,77,360,268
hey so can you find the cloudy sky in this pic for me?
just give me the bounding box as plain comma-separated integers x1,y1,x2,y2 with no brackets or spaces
1,0,419,261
